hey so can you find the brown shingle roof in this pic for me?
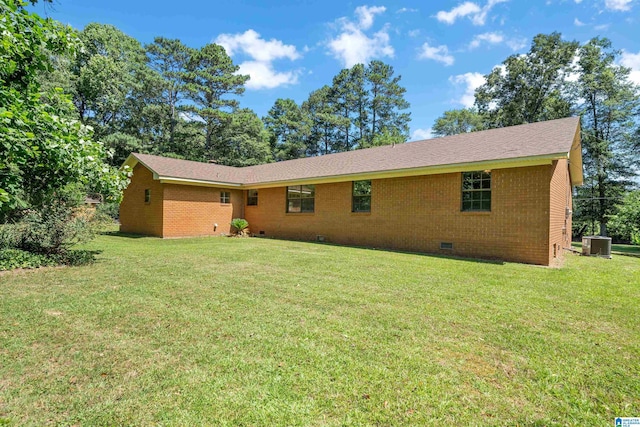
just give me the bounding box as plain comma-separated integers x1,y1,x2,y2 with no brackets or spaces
127,117,581,186
130,153,251,185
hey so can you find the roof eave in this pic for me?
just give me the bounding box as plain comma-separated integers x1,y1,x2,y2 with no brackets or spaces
569,123,584,186
121,153,141,171
158,176,243,188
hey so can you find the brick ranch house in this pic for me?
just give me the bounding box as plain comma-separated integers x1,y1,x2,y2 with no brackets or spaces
120,117,583,265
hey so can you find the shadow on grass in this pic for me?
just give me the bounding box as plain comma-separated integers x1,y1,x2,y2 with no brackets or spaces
63,249,103,266
100,231,150,239
256,236,506,266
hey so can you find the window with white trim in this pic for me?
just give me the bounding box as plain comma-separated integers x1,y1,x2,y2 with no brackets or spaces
220,191,230,204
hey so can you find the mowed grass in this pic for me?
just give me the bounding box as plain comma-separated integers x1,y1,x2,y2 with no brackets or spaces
1,234,639,426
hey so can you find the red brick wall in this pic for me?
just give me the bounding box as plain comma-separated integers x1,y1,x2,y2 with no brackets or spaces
162,184,243,238
246,166,554,265
119,164,243,238
119,164,164,236
120,162,573,265
549,159,573,261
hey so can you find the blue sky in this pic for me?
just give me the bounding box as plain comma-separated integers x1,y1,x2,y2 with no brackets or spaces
34,0,640,140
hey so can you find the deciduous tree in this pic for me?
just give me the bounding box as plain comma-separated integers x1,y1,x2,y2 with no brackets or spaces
0,0,128,217
573,37,640,236
432,109,484,137
475,33,578,128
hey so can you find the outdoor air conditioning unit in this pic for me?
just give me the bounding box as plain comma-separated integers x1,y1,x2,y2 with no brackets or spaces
582,236,612,259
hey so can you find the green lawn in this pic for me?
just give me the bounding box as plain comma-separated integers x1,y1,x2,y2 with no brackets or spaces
1,235,639,426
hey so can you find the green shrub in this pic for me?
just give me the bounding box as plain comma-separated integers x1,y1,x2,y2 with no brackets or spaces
230,218,249,235
96,202,120,221
0,249,96,271
0,223,20,249
15,204,95,255
0,249,57,270
1,189,99,257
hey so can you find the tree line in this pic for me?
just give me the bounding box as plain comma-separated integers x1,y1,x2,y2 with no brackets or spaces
431,33,640,240
39,23,411,167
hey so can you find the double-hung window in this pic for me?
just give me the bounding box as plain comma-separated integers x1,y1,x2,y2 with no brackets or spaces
247,189,258,206
220,191,230,204
287,185,315,213
461,171,491,211
352,180,371,212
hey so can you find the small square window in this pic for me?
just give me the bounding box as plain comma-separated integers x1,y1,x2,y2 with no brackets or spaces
144,189,150,203
220,191,230,204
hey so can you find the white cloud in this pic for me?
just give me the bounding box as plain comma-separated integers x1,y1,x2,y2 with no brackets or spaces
594,23,610,30
566,55,581,83
449,72,486,107
506,37,528,51
412,128,433,140
605,0,632,11
435,0,508,26
436,2,481,24
215,30,301,90
236,61,301,90
397,7,418,13
408,29,421,38
468,32,526,51
620,50,640,85
472,0,509,25
574,0,583,3
574,17,586,26
327,7,394,67
469,32,504,49
216,29,300,62
355,5,386,30
418,42,454,66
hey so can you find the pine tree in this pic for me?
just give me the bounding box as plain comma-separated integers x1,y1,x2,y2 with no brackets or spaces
181,43,249,156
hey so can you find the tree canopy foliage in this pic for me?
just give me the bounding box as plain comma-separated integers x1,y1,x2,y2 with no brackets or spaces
432,109,484,137
264,61,411,159
0,0,128,219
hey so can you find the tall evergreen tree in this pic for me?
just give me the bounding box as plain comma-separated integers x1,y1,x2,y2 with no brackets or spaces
181,43,249,156
216,109,272,166
364,60,410,147
264,98,309,161
329,68,360,151
145,37,191,150
302,86,343,156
